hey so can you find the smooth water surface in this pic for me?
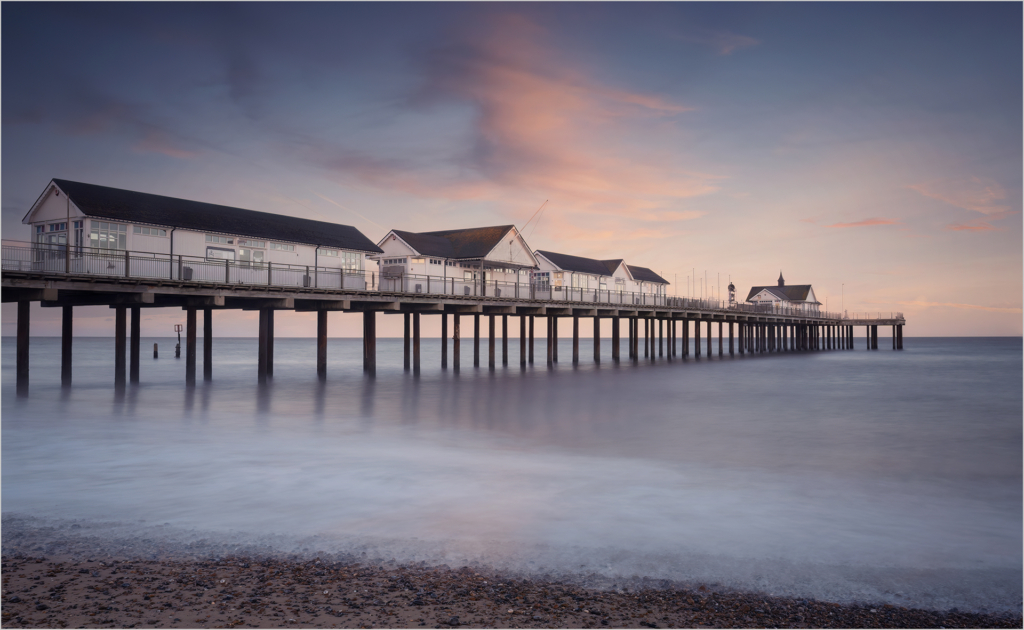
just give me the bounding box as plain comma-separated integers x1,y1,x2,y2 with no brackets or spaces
2,336,1021,613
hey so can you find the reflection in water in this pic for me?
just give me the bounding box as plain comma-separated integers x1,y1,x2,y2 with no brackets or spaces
1,337,1021,613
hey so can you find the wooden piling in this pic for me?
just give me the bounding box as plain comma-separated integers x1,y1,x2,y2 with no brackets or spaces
695,318,701,357
594,316,601,363
572,316,579,365
203,308,212,381
474,314,480,367
529,315,535,364
553,317,559,362
547,316,554,366
115,305,127,388
612,317,620,361
520,315,526,367
130,306,141,384
707,320,712,357
403,313,411,371
453,314,461,371
16,300,29,396
185,308,196,386
658,319,663,357
488,315,495,370
441,314,448,369
317,310,327,379
718,321,723,356
61,305,72,387
258,309,269,383
267,310,274,375
363,310,376,374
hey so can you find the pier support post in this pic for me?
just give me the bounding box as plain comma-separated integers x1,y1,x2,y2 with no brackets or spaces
897,324,903,350
115,305,127,389
258,309,269,383
529,315,535,364
413,312,421,375
520,315,526,367
553,317,559,362
612,317,620,361
547,317,554,366
872,325,878,350
491,313,499,368
185,307,196,386
441,314,448,369
317,310,327,380
16,300,30,396
683,319,689,356
474,314,480,367
453,314,461,372
707,321,713,357
718,321,723,356
403,313,411,371
203,308,212,381
61,305,73,387
130,306,141,384
695,319,701,357
267,310,274,375
572,316,579,365
643,318,648,358
502,315,508,366
658,319,663,357
729,322,734,355
363,310,376,374
892,325,896,350
594,316,601,363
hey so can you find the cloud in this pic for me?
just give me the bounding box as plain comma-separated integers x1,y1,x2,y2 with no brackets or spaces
671,29,760,55
907,176,1012,216
824,218,900,228
898,300,1021,314
945,221,996,232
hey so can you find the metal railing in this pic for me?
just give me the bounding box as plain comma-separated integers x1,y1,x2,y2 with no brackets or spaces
1,240,852,320
842,312,905,322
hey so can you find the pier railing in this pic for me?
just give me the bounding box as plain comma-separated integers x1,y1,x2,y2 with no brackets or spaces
3,241,846,320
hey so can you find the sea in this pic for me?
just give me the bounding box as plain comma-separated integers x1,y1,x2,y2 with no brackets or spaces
2,336,1021,614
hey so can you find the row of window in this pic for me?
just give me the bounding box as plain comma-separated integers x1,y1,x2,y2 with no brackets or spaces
383,258,407,265
135,226,167,236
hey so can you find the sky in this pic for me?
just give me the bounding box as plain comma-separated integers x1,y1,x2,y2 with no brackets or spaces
2,2,1021,338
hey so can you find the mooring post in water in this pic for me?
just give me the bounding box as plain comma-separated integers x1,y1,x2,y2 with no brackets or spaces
203,308,213,381
130,306,141,384
485,313,493,368
572,316,579,365
258,309,269,383
872,325,878,350
115,305,127,389
185,307,196,387
403,313,411,371
413,312,421,375
441,313,448,369
474,314,480,367
594,316,601,363
612,317,620,361
502,314,508,367
16,300,30,396
897,324,903,350
62,305,73,387
153,343,158,359
317,310,327,380
363,310,376,375
453,314,461,372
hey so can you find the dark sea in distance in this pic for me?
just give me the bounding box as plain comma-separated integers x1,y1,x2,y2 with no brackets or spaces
2,336,1021,614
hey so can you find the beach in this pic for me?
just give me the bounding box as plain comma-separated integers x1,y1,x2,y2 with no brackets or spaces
4,552,1020,629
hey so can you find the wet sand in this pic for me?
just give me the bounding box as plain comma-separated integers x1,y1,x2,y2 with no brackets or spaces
2,553,1019,629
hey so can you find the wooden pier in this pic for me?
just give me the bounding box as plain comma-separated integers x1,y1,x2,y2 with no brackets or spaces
2,270,905,394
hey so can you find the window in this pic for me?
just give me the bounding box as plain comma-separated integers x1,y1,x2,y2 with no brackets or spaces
411,257,425,264
238,239,265,248
73,221,84,255
206,247,236,261
383,258,407,265
341,251,362,271
429,258,442,265
206,234,233,244
90,221,127,250
48,222,67,232
133,226,167,237
269,242,295,251
317,248,339,257
239,248,264,266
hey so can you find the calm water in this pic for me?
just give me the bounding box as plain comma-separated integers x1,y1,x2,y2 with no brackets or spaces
2,336,1021,613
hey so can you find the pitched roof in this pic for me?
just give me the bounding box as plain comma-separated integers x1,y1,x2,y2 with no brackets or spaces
745,284,815,302
390,230,456,258
536,250,615,276
46,179,382,253
626,265,668,284
419,225,515,259
601,259,625,275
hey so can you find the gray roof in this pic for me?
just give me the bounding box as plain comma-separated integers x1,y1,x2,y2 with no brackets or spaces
626,265,669,284
745,284,816,302
391,225,516,259
47,179,382,253
536,250,615,276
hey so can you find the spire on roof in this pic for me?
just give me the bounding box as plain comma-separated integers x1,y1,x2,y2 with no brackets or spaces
778,271,785,286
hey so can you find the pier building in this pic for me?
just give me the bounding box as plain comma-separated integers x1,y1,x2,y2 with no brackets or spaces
3,179,905,395
745,272,821,314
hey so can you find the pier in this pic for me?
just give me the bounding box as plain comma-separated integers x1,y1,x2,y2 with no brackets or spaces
2,241,905,394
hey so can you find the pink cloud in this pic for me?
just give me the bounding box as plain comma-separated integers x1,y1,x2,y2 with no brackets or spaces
946,222,996,232
824,218,900,228
907,176,1013,216
133,129,198,159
